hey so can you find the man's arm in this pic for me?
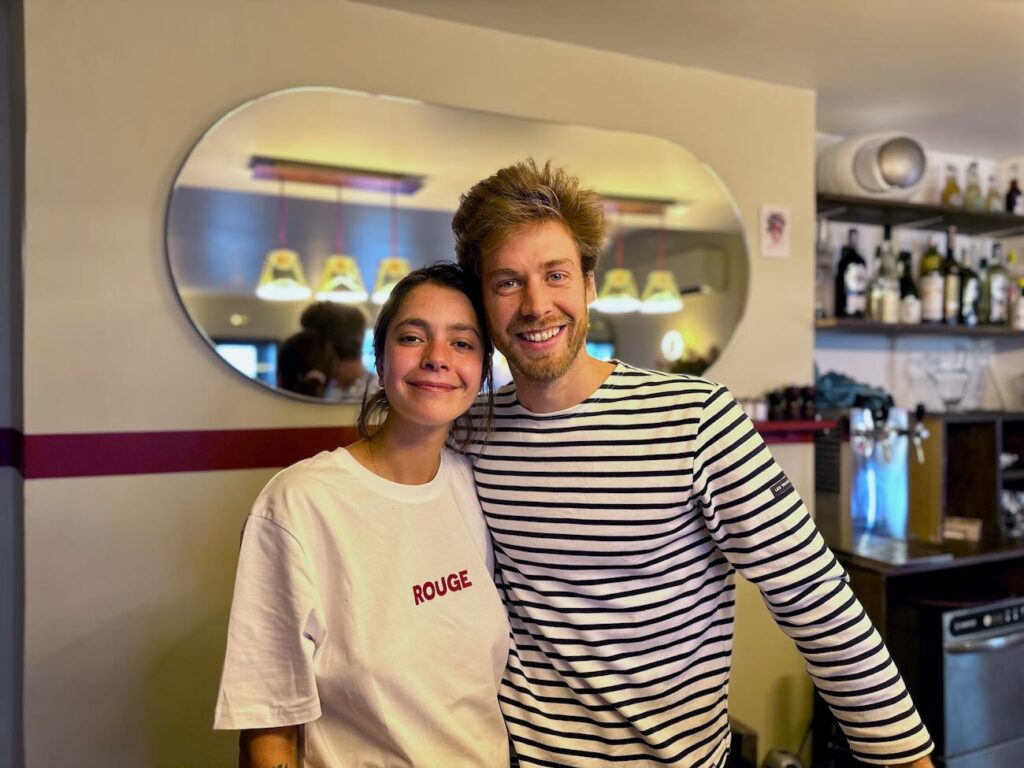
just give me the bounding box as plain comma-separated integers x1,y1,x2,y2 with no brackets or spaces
239,725,299,768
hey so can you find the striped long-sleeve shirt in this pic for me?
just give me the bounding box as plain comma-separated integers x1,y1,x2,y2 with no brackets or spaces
471,363,933,767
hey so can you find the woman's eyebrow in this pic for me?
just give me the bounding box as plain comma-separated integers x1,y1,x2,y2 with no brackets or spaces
395,318,480,337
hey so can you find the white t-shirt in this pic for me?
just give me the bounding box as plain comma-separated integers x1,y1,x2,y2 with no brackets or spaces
214,448,511,768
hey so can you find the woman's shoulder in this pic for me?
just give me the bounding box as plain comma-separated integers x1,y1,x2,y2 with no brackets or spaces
251,449,356,523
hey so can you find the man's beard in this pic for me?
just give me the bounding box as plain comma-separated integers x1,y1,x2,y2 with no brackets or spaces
497,314,588,383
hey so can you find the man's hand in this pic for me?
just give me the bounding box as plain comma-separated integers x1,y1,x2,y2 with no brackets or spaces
891,757,934,768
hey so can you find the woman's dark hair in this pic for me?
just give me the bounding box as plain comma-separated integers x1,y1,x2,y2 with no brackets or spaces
357,261,494,452
277,330,336,398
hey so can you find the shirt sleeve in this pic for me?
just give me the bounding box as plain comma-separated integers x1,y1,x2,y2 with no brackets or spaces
214,512,324,730
691,385,933,766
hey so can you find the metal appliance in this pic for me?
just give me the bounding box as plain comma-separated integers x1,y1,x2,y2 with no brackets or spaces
888,594,1024,767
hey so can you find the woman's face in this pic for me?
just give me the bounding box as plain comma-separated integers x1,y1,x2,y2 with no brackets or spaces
379,282,485,433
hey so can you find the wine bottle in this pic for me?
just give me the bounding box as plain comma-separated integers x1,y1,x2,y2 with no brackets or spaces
959,247,979,326
963,162,983,211
978,254,992,324
868,225,900,323
987,243,1011,324
898,250,921,323
941,164,963,207
1007,163,1022,214
919,239,944,323
834,228,867,318
985,174,1003,212
814,218,834,319
942,227,961,324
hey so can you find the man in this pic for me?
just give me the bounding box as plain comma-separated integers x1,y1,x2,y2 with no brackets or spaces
300,302,378,402
453,159,934,767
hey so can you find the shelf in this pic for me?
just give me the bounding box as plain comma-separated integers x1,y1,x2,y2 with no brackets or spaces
815,318,1024,339
816,193,1024,237
754,420,836,444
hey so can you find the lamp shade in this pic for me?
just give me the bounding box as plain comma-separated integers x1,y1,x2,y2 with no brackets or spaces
371,257,411,305
640,269,685,314
256,248,312,301
315,255,369,303
591,267,641,313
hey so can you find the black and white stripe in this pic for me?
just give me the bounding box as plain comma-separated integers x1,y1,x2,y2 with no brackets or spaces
471,363,933,766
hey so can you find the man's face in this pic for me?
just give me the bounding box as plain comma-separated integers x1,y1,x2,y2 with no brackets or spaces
481,220,595,383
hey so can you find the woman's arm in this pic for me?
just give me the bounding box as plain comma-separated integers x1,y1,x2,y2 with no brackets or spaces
239,726,299,768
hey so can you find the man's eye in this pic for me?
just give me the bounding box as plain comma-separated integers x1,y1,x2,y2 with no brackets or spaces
549,272,568,282
497,279,521,290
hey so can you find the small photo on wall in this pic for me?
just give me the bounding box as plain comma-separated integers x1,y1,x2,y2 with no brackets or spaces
760,204,790,258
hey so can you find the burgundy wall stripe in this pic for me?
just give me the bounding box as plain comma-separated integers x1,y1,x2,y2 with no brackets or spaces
21,426,360,479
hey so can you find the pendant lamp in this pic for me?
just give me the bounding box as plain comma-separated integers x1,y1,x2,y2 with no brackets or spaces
640,215,684,314
316,187,369,302
371,189,410,305
256,180,312,301
591,220,640,313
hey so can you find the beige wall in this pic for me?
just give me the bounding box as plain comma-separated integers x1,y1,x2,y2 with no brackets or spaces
22,0,816,764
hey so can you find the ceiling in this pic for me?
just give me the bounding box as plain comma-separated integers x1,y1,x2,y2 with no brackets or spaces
358,0,1024,160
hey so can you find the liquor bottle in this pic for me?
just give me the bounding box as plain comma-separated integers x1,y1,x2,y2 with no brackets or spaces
1007,163,1022,214
941,227,961,324
959,247,980,326
978,253,992,323
898,250,921,323
919,239,944,323
814,218,834,319
985,243,1011,325
868,225,900,323
1014,278,1024,330
963,162,983,211
985,175,1003,212
834,228,867,318
940,164,963,207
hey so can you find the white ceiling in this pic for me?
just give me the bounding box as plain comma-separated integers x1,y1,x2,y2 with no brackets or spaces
358,0,1024,160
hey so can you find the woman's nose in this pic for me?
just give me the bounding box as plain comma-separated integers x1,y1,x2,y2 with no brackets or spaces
422,341,450,370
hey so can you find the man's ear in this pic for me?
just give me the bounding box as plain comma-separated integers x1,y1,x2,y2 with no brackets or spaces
585,271,597,305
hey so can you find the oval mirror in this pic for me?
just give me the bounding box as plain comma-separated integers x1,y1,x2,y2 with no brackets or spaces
166,87,749,402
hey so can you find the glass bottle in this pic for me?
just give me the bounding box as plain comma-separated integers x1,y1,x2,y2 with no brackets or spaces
941,164,963,207
941,226,961,324
1014,278,1024,331
1007,163,1022,214
985,174,1003,213
898,250,921,324
963,162,983,211
919,239,944,323
986,243,1011,324
814,218,834,319
978,253,992,324
959,247,979,326
834,228,867,318
868,225,900,324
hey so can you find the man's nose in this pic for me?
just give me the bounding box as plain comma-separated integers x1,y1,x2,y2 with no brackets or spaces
519,281,550,319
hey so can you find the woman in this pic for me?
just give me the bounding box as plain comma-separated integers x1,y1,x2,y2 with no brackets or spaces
214,263,510,768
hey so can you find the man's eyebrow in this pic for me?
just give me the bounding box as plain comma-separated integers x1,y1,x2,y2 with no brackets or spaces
488,258,573,277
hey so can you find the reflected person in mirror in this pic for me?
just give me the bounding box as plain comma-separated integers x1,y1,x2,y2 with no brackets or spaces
215,263,510,768
300,302,379,403
452,159,935,768
276,329,335,398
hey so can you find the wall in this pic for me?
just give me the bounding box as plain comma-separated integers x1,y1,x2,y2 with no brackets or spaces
1,0,25,765
21,1,816,765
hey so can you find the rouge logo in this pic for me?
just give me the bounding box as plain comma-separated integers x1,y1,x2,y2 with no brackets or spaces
413,569,473,606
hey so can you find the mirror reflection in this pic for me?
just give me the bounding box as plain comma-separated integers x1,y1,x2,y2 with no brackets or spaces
166,87,749,401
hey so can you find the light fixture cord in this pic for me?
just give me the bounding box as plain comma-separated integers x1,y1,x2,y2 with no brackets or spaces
657,210,666,270
390,186,398,257
277,178,287,248
335,185,345,252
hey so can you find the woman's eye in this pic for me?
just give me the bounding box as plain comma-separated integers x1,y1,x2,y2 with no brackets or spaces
399,334,422,344
453,340,475,350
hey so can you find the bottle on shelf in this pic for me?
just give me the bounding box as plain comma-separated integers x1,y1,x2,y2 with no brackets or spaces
1007,163,1022,214
963,162,983,211
1014,278,1024,331
919,238,944,323
834,227,867,318
985,174,1003,213
941,226,961,324
959,246,980,326
983,242,1011,325
814,218,834,319
897,250,921,324
941,164,964,207
868,224,900,324
978,251,992,323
